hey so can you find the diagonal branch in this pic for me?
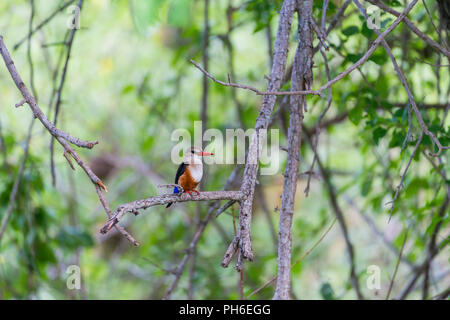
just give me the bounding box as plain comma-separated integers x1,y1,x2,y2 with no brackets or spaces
13,0,76,50
304,127,364,299
191,0,419,98
0,36,97,149
246,218,337,299
162,164,243,300
100,191,244,234
50,0,84,186
364,0,450,58
354,0,448,158
0,35,138,246
386,229,409,299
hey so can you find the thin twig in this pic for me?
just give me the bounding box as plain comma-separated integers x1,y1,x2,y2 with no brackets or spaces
162,165,243,299
386,229,409,299
0,35,139,246
191,0,420,98
304,128,364,299
50,0,84,186
304,45,332,197
387,132,424,221
355,0,448,157
13,0,76,50
0,37,98,149
364,0,450,58
0,3,37,243
246,218,337,299
101,191,244,234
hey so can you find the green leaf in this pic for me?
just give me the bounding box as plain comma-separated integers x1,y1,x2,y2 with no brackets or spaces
361,175,373,196
405,178,428,198
373,127,387,145
342,26,359,37
35,241,57,264
389,130,405,148
121,84,135,95
349,105,364,125
369,51,388,65
380,18,393,29
56,227,94,249
346,53,364,64
361,21,375,39
320,282,336,300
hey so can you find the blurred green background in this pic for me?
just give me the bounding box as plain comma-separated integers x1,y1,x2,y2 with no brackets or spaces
0,0,448,299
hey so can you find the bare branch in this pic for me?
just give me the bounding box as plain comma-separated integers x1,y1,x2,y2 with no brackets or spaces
13,0,76,50
422,0,442,39
273,0,313,300
246,218,337,299
101,191,244,235
50,0,84,186
0,35,139,246
344,196,417,270
386,229,409,299
189,59,319,97
0,36,98,149
95,185,139,246
0,4,37,244
397,230,449,299
364,0,450,58
221,236,239,268
354,0,448,157
162,164,243,299
304,128,364,299
304,44,332,197
310,18,329,50
387,125,424,221
223,0,297,266
191,0,420,98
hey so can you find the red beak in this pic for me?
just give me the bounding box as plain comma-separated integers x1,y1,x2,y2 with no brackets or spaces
200,152,214,156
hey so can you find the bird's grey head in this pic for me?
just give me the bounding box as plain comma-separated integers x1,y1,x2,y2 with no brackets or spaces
184,146,213,164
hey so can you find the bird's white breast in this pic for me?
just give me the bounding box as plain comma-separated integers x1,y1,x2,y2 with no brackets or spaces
189,164,203,183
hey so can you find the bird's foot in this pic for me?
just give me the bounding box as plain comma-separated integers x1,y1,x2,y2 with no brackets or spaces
186,190,200,197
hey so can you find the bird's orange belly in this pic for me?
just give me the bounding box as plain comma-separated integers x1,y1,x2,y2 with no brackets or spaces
179,171,199,191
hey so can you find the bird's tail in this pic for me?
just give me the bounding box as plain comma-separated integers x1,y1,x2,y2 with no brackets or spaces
166,186,180,208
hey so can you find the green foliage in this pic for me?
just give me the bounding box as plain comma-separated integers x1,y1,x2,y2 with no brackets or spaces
244,0,284,33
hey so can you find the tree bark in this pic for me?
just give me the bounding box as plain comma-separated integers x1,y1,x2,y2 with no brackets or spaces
273,0,313,300
235,0,297,264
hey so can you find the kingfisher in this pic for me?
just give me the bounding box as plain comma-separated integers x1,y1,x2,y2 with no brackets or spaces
166,146,214,208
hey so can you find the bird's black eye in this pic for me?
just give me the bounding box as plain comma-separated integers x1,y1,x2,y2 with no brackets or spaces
191,150,195,154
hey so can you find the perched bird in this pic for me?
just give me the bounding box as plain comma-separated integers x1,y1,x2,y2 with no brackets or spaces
166,146,213,208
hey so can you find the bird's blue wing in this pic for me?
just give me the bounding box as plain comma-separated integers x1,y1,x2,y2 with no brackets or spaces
166,162,189,208
173,162,188,193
